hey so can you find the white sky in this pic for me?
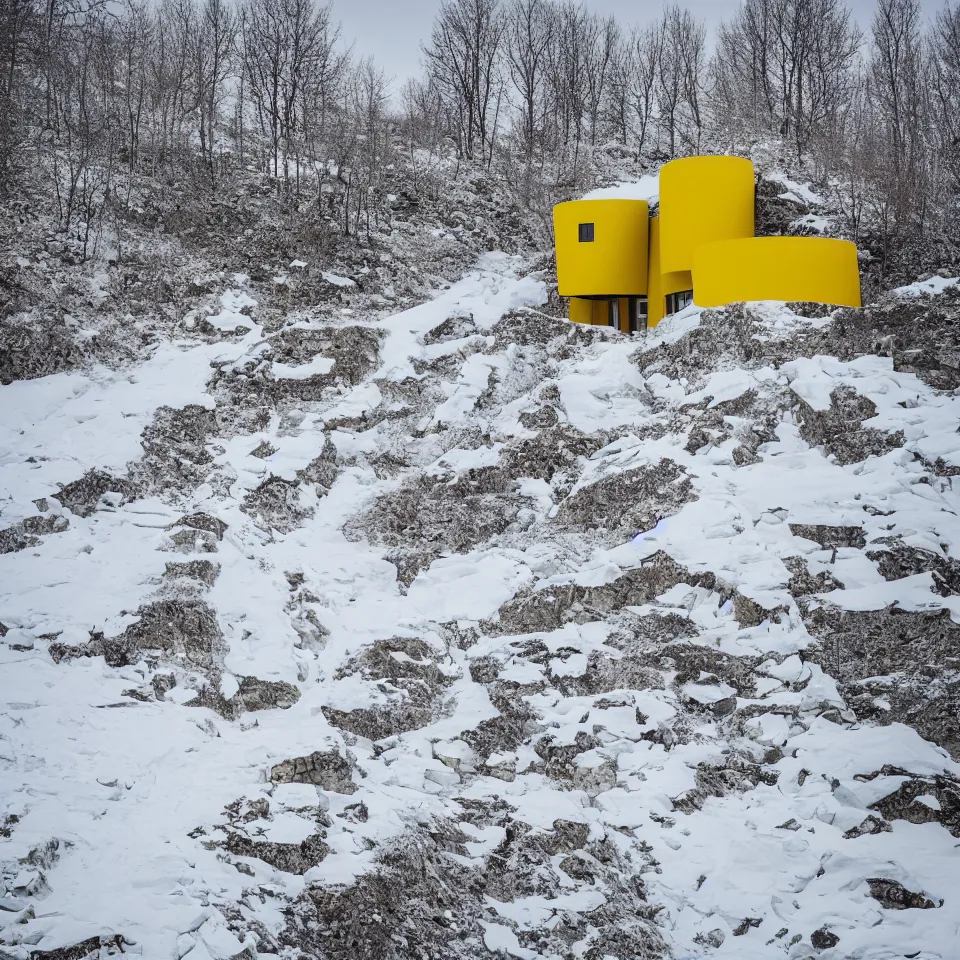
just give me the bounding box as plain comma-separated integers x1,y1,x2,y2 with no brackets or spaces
337,0,947,96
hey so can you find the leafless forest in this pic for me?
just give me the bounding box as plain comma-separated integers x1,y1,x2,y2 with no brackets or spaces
1,0,958,280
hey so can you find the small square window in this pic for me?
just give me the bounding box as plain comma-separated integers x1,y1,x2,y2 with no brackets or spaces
578,222,594,242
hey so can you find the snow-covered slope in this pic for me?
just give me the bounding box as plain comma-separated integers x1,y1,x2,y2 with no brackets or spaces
2,246,960,960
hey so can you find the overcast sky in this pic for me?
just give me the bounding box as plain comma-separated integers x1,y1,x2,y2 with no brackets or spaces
336,0,947,94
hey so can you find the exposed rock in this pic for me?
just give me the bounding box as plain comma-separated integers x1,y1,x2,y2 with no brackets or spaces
242,474,311,533
279,813,664,960
788,523,866,550
798,386,904,465
347,469,530,556
49,600,222,669
865,877,940,910
498,425,608,482
783,556,842,597
869,772,960,836
237,676,301,712
732,591,788,628
0,514,69,554
175,512,228,539
384,547,442,586
163,559,220,586
634,303,791,381
271,749,357,794
227,326,383,404
24,936,134,960
250,440,277,459
805,605,960,757
222,832,329,874
493,551,713,636
694,928,726,949
534,731,601,782
134,403,218,494
296,435,339,490
555,460,695,536
52,469,135,517
460,685,540,759
323,704,432,741
810,927,840,949
867,540,960,596
794,287,960,391
551,650,664,698
518,405,559,430
671,644,759,698
421,313,477,345
186,674,302,719
843,814,893,839
672,755,778,813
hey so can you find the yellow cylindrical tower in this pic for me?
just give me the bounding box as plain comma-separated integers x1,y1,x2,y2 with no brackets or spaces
659,156,755,275
554,199,649,298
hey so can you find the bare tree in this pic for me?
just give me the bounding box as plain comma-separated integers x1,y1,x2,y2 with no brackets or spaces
504,0,553,163
186,0,237,184
422,0,505,165
628,24,659,157
931,1,960,193
656,6,684,156
241,0,343,184
582,13,617,146
866,0,929,267
713,0,861,162
0,0,38,187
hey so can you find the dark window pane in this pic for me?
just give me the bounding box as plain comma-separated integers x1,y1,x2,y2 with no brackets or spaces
665,290,694,315
578,222,594,242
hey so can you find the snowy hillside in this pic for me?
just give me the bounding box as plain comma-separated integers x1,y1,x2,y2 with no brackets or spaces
3,219,960,960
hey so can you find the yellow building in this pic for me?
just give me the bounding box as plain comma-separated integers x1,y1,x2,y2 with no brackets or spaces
554,198,650,333
554,156,861,331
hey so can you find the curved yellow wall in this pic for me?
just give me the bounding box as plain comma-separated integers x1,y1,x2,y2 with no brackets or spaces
647,217,693,327
692,237,862,308
555,199,649,297
659,156,755,275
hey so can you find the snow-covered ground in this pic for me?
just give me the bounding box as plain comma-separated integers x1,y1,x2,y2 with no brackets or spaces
3,247,960,960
